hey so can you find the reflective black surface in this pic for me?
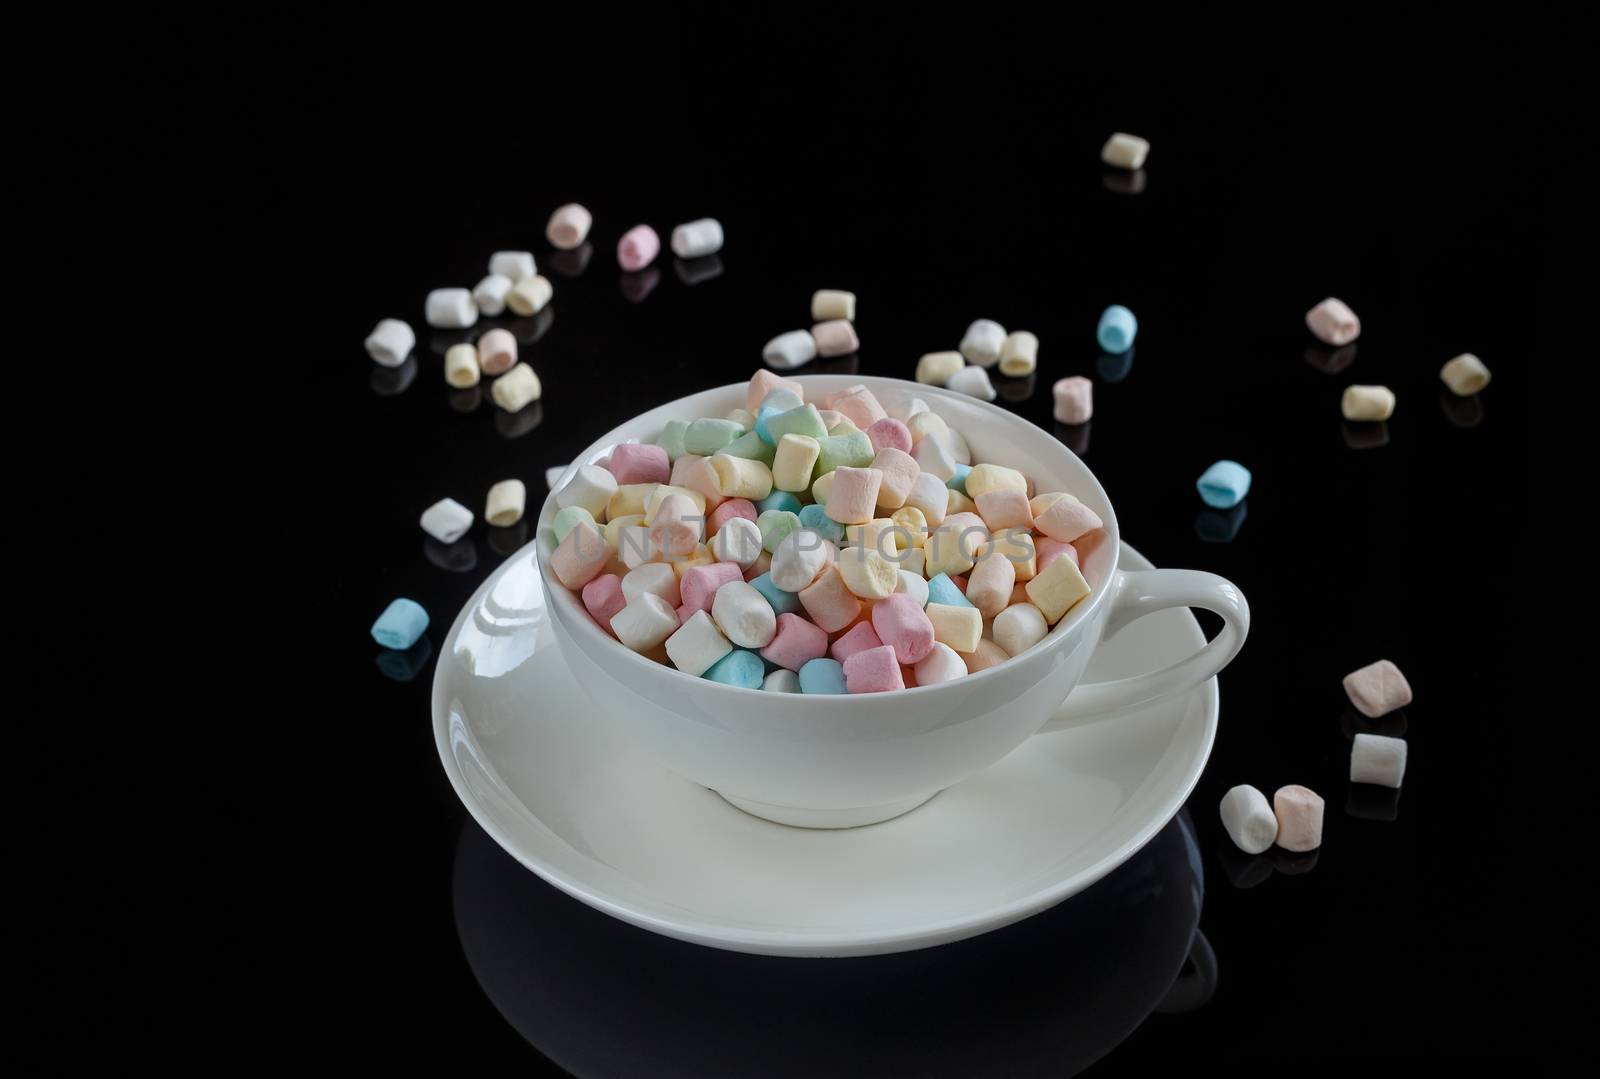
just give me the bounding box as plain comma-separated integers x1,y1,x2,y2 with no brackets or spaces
305,81,1541,1070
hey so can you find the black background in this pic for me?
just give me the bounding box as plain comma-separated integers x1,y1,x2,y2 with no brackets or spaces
297,62,1546,1071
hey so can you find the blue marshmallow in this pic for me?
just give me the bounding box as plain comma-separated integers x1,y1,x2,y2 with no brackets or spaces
946,463,972,494
755,406,782,446
704,649,765,688
926,573,974,609
798,503,846,543
749,572,803,615
1196,460,1252,509
757,490,803,515
371,598,429,650
798,657,847,694
1097,305,1138,353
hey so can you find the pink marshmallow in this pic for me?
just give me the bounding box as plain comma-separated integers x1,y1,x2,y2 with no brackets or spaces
826,384,885,427
670,453,705,487
962,639,1010,674
606,443,670,486
1343,659,1413,718
812,320,860,359
707,498,758,536
746,369,805,412
760,612,830,672
549,521,609,589
1035,538,1080,573
581,574,627,636
477,328,518,376
675,603,694,626
842,645,905,693
871,592,936,665
1052,376,1093,425
825,466,883,525
830,621,884,664
965,554,1016,620
679,561,743,613
1034,496,1103,542
618,225,661,272
816,409,846,429
676,457,726,510
974,490,1033,531
870,448,919,509
798,566,863,632
866,417,912,454
1306,297,1361,346
649,493,702,559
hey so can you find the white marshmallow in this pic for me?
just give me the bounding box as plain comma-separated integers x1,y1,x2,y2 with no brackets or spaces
913,435,959,481
619,525,657,570
1351,733,1408,788
725,408,757,432
913,642,967,685
884,394,930,422
915,351,965,386
507,275,553,317
1342,384,1396,421
993,603,1048,657
762,668,802,692
907,471,950,527
711,516,763,569
485,479,526,526
557,464,618,519
896,570,930,608
898,547,926,577
938,426,973,465
490,251,536,281
764,330,817,371
1218,784,1276,854
611,593,679,653
491,364,542,413
546,203,593,250
770,528,828,592
1101,132,1150,170
1440,353,1491,396
425,288,477,329
473,273,514,317
445,344,480,388
811,289,856,322
959,319,1007,367
999,331,1038,377
665,610,733,676
946,365,997,401
622,562,680,607
364,318,414,367
670,218,724,259
545,465,569,490
712,579,778,648
420,497,473,543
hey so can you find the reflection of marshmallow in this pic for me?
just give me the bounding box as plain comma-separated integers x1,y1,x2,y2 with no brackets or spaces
425,288,477,329
364,318,414,367
1100,132,1150,169
1351,733,1408,788
1219,784,1277,854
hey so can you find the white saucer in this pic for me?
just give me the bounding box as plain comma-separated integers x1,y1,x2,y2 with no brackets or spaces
433,540,1218,957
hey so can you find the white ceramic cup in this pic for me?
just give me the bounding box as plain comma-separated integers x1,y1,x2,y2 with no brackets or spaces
536,375,1249,828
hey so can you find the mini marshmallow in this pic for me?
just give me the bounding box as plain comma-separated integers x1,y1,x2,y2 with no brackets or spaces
747,370,805,412
607,443,671,487
906,472,950,528
711,516,763,569
757,509,802,553
1025,554,1091,624
770,528,828,592
965,555,1016,620
811,289,856,321
960,320,1007,367
1273,785,1324,852
1351,733,1408,788
830,621,884,664
671,218,724,259
837,548,898,598
1218,785,1276,854
870,448,918,510
491,363,542,413
707,454,774,501
547,203,592,250
486,479,526,526
993,601,1048,657
507,275,553,317
608,484,656,520
372,598,429,650
656,421,690,462
1440,353,1491,396
617,525,656,570
704,650,765,688
558,465,618,519
798,566,862,632
421,498,472,543
1306,297,1361,346
665,609,733,676
1342,385,1396,421
549,520,609,589
872,592,936,664
896,569,930,608
962,639,1010,674
866,418,912,455
1097,305,1137,353
913,435,960,481
908,412,948,446
999,331,1038,377
477,328,517,375
444,343,480,388
761,611,831,671
772,434,821,492
964,464,1027,500
473,274,513,317
1196,461,1252,509
913,642,967,686
425,288,477,329
842,645,904,694
1100,132,1150,170
816,429,875,474
685,418,744,456
680,562,744,614
813,319,860,357
611,592,680,653
826,467,884,525
615,225,661,272
926,602,982,653
645,484,708,522
1053,376,1093,424
946,365,997,401
1343,659,1412,718
1033,495,1102,543
651,493,705,558
603,514,644,550
916,351,966,386
552,506,595,543
582,574,627,635
364,318,414,367
827,385,888,429
974,490,1033,532
490,251,536,282
764,330,817,370
762,668,802,693
798,657,847,694
623,562,682,608
712,579,778,648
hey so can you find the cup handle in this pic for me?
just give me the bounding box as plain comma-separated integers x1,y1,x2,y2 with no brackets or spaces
1037,568,1250,733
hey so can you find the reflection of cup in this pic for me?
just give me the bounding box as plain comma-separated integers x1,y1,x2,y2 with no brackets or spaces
674,255,724,286
495,401,544,440
424,537,478,574
1341,420,1389,450
369,355,417,396
453,809,1213,1077
535,375,1250,828
1097,348,1134,382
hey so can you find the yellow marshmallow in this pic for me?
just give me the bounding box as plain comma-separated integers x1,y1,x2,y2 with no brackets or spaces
923,525,976,578
771,434,821,493
946,490,975,515
604,513,645,550
812,469,836,506
964,464,1028,500
1025,553,1091,624
836,548,899,598
707,454,774,500
981,530,1037,581
608,483,656,520
890,506,928,548
926,602,982,653
1030,491,1073,518
907,411,949,445
644,485,707,523
668,542,714,581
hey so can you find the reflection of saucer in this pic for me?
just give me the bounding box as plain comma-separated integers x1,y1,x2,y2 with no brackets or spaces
433,541,1218,956
454,809,1211,1078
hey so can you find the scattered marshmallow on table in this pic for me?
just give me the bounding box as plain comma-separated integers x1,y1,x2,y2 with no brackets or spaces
947,365,997,401
813,319,859,357
1341,385,1396,421
1196,460,1252,509
811,289,856,322
425,288,477,329
1440,353,1491,396
420,497,473,543
547,203,593,250
372,598,429,650
670,218,724,259
472,274,513,318
485,479,526,526
477,328,517,376
1100,132,1150,170
999,331,1038,377
1272,785,1324,851
489,251,536,281
491,364,542,413
959,319,1006,368
507,274,553,317
1052,376,1093,425
1219,785,1277,854
444,343,480,388
618,225,661,271
1351,733,1408,788
1306,297,1360,346
1343,659,1412,717
916,351,965,386
1096,305,1137,353
764,330,817,371
364,319,414,367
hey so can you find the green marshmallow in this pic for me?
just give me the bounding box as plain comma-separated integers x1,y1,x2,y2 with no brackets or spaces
655,420,689,462
765,404,829,444
815,430,874,476
552,505,597,543
757,509,802,553
720,429,776,465
684,418,746,456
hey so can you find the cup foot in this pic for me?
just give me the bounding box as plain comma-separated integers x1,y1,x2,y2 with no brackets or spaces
714,790,939,829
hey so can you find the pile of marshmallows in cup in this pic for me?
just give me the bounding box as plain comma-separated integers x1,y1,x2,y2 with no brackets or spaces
544,371,1104,694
